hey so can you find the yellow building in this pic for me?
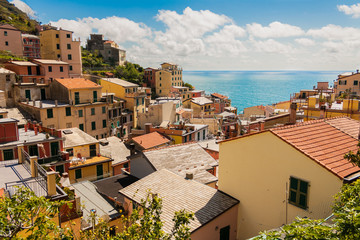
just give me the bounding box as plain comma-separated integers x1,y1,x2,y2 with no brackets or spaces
155,63,183,97
20,78,109,139
100,78,146,128
333,71,360,97
61,128,113,183
183,97,214,117
303,97,360,121
218,117,360,240
40,28,82,77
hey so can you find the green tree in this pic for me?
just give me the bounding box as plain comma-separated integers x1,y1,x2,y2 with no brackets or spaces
183,82,194,90
0,187,70,239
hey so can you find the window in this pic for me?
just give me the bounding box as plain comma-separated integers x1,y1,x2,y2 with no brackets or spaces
4,31,7,36
66,148,74,156
5,41,8,46
56,34,59,38
354,81,358,86
203,129,206,140
79,123,84,131
184,136,187,143
136,99,139,106
220,225,230,240
189,134,192,141
75,169,82,179
65,107,71,116
60,66,63,72
289,176,309,209
123,116,127,123
57,54,60,59
130,115,133,121
78,109,83,117
6,75,10,82
103,119,107,128
48,66,52,72
56,165,64,175
91,121,96,130
68,54,72,60
56,44,60,49
74,92,80,104
66,33,71,38
93,91,97,102
3,149,14,161
28,145,38,156
47,109,53,118
66,122,72,128
69,65,73,71
67,43,71,49
91,108,95,115
102,106,106,114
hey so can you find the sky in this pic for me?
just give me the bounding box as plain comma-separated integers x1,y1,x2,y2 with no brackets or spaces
10,0,360,71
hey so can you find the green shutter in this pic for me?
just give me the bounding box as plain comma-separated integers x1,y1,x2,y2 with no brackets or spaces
66,107,71,116
103,119,107,128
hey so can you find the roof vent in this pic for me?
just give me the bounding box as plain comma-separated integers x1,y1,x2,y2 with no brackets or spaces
99,139,109,146
185,172,193,180
62,129,73,135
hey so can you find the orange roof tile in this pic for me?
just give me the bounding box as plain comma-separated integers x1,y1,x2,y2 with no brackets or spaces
55,78,101,89
270,117,360,179
132,132,171,150
211,93,228,99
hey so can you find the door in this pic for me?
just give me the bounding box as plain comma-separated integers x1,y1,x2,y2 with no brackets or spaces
50,142,59,156
220,226,230,240
3,149,14,161
41,89,46,100
96,164,103,180
25,90,31,100
89,144,96,157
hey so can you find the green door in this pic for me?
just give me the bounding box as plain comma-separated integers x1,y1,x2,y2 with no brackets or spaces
41,88,46,100
220,226,230,240
96,164,103,180
3,149,14,161
74,92,80,104
50,142,59,156
25,90,31,100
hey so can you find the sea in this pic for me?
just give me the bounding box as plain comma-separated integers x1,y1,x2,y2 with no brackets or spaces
183,71,342,113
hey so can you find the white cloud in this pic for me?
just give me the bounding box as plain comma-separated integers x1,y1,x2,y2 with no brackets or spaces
10,0,36,18
295,38,315,46
250,38,295,54
338,3,360,18
50,16,152,45
307,24,360,41
246,21,305,38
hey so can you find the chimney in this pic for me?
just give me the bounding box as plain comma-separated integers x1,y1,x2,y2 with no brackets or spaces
24,123,28,132
260,121,265,131
319,105,326,119
39,101,43,108
185,172,193,180
34,127,38,135
289,102,297,124
55,100,58,107
129,143,135,156
145,123,152,134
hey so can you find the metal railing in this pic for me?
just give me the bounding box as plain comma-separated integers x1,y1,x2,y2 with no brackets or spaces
22,149,31,173
35,162,48,191
0,159,19,167
5,177,48,197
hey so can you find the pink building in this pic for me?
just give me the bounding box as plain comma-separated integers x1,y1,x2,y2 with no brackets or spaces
0,24,23,56
22,34,41,59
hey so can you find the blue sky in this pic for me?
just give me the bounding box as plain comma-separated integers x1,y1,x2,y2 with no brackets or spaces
11,0,360,70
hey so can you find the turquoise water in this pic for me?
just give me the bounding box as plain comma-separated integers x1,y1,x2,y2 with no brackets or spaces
183,71,341,112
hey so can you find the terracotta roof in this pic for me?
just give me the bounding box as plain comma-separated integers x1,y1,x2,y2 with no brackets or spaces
270,117,360,179
131,132,171,150
256,105,266,111
55,78,101,89
119,169,239,234
211,93,228,99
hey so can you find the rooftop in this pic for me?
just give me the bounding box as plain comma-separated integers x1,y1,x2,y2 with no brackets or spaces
55,78,102,90
33,59,69,65
142,143,218,184
0,67,15,74
20,100,70,108
62,128,98,148
197,139,219,152
8,61,37,66
99,136,129,166
0,24,19,31
1,108,27,126
93,173,139,204
21,34,40,39
120,169,239,234
101,78,139,87
69,156,112,169
191,97,213,106
131,132,171,150
270,117,360,179
211,93,228,99
72,181,120,225
0,128,59,148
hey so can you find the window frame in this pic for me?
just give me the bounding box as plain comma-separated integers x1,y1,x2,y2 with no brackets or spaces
289,176,309,209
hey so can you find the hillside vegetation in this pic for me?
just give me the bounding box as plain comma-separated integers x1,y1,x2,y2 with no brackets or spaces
0,0,39,34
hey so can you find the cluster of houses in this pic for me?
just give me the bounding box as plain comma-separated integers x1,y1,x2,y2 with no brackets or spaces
1,22,360,240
